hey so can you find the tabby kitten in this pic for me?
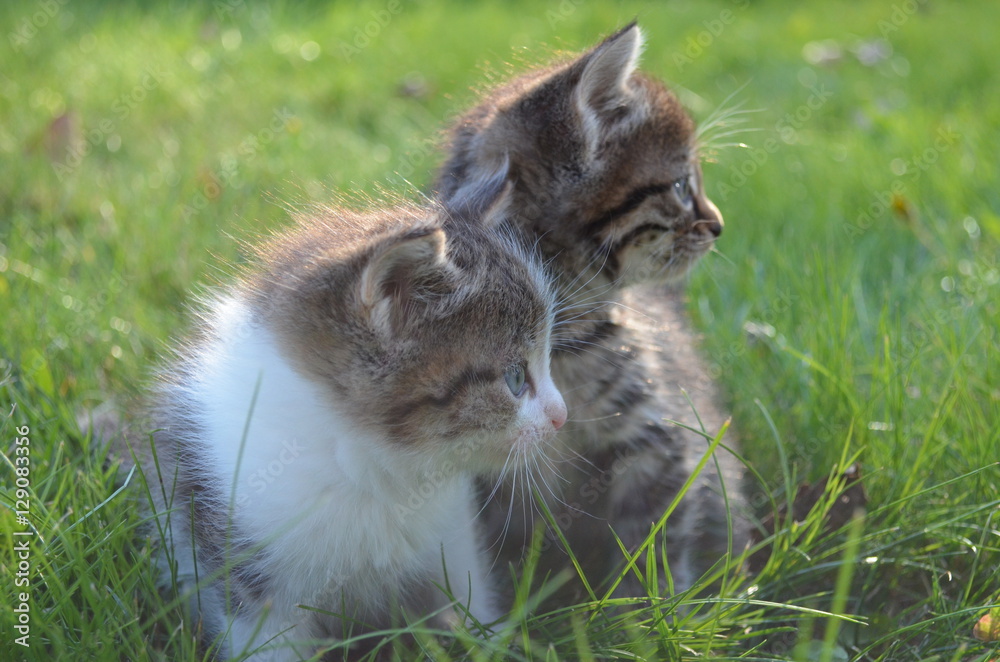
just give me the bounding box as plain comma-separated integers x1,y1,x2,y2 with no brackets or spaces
436,24,748,597
145,175,566,660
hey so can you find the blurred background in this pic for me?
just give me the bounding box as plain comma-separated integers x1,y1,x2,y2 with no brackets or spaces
1,1,998,659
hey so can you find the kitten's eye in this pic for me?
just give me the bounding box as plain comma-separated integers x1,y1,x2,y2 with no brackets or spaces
504,364,527,397
673,176,693,207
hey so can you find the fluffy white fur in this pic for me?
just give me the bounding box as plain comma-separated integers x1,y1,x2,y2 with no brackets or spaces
171,295,507,660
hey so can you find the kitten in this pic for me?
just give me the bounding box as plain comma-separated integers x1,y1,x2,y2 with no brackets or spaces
435,24,749,598
143,176,566,660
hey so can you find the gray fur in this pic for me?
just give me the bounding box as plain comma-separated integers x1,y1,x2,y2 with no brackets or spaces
435,23,750,601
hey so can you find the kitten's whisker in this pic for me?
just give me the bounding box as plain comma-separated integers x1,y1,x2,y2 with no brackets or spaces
699,108,763,133
703,111,759,128
550,348,630,375
557,278,619,318
696,84,766,157
533,445,570,486
702,142,753,152
553,295,623,315
702,126,766,142
552,301,615,320
554,291,659,326
552,310,613,328
560,241,614,292
487,454,522,560
529,456,557,500
696,80,757,133
551,344,631,372
477,445,519,521
552,338,641,364
552,446,601,472
567,412,622,424
529,453,593,520
518,458,533,551
553,287,636,314
557,243,620,305
698,127,766,149
698,108,762,137
699,130,764,153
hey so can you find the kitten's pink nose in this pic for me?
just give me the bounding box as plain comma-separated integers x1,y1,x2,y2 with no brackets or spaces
548,399,567,431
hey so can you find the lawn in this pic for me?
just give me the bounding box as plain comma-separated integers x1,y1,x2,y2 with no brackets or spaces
1,0,998,660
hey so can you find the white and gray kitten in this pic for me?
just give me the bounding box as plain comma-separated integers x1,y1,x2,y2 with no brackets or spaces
144,177,566,660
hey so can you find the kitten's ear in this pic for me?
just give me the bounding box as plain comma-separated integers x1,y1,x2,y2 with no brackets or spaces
577,23,644,112
359,227,451,334
575,23,644,151
443,155,512,228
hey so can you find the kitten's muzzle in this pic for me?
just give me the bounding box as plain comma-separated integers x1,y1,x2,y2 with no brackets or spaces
548,398,567,431
696,197,724,238
696,218,723,239
536,375,567,432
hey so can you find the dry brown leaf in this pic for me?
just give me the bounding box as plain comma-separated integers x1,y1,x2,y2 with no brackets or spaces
749,463,868,572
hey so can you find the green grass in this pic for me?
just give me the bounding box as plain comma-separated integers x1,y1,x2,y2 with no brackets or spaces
2,0,998,660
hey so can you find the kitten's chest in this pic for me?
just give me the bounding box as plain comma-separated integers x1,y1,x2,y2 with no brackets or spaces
263,474,474,585
237,472,478,621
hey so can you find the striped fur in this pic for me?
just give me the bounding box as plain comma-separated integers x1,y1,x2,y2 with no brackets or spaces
143,188,568,659
435,23,749,600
